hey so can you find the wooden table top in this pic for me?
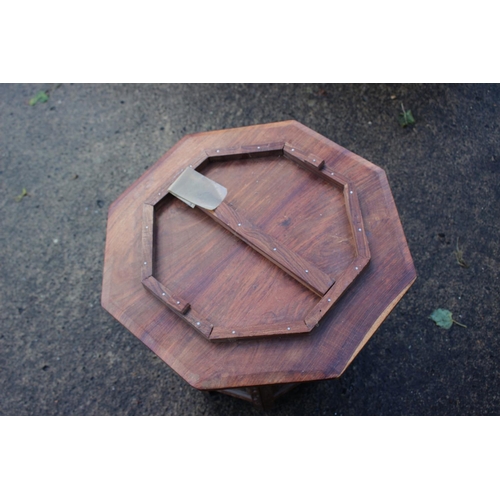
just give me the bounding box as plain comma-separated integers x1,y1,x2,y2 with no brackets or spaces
101,120,416,390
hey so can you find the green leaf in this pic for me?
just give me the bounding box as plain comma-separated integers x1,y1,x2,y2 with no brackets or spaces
429,308,467,329
29,91,49,106
429,309,453,329
15,187,28,202
399,109,415,127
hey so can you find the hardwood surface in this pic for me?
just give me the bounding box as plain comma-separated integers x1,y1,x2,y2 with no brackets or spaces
199,199,335,296
139,144,369,340
102,120,416,390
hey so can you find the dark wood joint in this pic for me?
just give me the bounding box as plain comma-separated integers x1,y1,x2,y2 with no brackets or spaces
283,144,325,170
142,276,191,314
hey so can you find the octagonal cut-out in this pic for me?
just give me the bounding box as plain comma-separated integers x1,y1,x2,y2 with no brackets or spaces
140,142,370,342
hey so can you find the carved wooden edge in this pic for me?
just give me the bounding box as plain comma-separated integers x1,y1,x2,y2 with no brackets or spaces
199,202,334,296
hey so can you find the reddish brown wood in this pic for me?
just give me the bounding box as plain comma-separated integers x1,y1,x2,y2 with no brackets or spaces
141,204,154,280
142,275,190,314
210,320,309,342
200,201,334,296
102,120,416,395
283,144,325,170
205,142,284,161
152,194,318,341
344,185,369,258
304,255,370,328
138,144,369,341
141,276,213,339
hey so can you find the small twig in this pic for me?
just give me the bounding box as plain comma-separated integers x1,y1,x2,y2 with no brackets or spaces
454,238,469,268
452,318,467,328
15,188,28,202
398,103,415,127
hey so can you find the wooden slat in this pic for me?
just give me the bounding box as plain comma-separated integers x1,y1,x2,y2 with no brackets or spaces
304,255,370,327
182,310,214,339
199,201,335,296
142,276,213,339
142,276,190,314
206,142,284,161
284,144,356,191
283,144,325,170
210,320,310,342
142,204,154,280
344,186,370,258
145,186,169,207
319,169,350,188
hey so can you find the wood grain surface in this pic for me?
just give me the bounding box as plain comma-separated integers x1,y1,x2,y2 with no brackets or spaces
140,145,370,340
200,200,335,296
102,120,416,390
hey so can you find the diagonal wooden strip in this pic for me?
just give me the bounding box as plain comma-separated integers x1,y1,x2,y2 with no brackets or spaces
142,276,190,314
199,201,334,296
142,277,213,338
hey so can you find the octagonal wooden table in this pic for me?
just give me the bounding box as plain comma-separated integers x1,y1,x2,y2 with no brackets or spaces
101,120,416,409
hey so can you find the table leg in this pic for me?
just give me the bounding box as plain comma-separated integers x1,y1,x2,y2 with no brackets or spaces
215,383,300,410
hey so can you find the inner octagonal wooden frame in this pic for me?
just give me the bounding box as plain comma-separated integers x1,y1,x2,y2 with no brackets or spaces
141,142,370,342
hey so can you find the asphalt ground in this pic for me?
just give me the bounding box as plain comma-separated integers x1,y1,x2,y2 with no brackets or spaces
1,83,499,415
